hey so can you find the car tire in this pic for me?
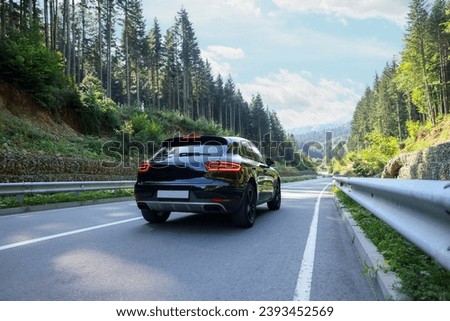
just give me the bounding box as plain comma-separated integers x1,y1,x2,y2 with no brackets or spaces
267,180,281,210
141,210,171,223
232,182,257,228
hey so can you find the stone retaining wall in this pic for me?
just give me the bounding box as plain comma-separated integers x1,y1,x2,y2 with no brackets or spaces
0,151,136,182
382,142,450,180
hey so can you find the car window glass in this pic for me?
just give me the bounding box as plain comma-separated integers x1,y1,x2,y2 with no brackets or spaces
239,142,253,160
249,142,265,163
240,141,263,162
227,142,240,155
152,145,225,161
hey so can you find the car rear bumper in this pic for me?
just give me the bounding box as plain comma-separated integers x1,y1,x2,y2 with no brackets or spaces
137,200,229,213
134,180,245,214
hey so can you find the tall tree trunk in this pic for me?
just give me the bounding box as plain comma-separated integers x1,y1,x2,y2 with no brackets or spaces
50,0,57,52
124,0,130,106
97,0,103,84
440,47,448,115
419,37,435,123
1,0,6,38
396,99,403,140
8,0,14,30
71,0,76,77
136,67,140,107
65,0,71,75
156,64,161,110
79,0,86,82
106,0,112,98
43,0,48,46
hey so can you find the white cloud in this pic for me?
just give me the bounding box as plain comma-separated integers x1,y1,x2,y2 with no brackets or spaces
238,70,360,129
272,0,409,26
223,0,262,17
206,46,246,59
201,46,246,77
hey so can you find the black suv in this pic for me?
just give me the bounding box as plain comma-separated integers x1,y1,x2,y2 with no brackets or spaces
135,135,281,227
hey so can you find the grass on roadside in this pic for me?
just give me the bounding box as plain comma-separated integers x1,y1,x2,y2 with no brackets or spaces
0,189,134,209
0,108,109,159
334,188,450,300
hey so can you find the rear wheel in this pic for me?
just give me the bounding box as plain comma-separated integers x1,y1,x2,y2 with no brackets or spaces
141,210,171,223
267,180,281,210
232,183,257,228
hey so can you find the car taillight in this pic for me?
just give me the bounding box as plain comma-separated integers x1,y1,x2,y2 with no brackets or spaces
206,161,242,173
138,161,151,173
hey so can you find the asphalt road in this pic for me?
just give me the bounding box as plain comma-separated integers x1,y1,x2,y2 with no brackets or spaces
0,178,377,300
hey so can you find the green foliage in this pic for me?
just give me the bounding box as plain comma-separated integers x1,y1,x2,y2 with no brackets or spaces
336,190,450,300
117,108,232,152
249,94,271,143
346,131,399,177
128,113,164,144
406,120,421,142
349,61,408,152
402,120,427,152
275,165,302,177
78,76,122,135
0,29,77,110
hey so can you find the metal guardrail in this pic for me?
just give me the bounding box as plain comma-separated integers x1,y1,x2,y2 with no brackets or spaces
0,181,135,201
334,177,450,271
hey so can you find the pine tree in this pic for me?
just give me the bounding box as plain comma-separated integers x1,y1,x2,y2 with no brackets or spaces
161,26,180,111
213,74,224,126
224,76,236,131
429,0,450,115
146,18,164,109
104,0,116,98
174,8,201,117
404,0,435,122
204,60,216,121
250,94,270,143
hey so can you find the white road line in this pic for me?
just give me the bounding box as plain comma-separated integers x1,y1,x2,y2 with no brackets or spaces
293,183,331,301
0,217,141,251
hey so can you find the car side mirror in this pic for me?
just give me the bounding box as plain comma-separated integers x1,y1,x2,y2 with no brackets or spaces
266,158,275,167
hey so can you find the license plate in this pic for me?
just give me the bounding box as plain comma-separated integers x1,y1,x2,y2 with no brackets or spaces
157,190,189,199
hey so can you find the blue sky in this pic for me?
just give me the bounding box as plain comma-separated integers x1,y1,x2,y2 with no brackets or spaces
142,0,410,129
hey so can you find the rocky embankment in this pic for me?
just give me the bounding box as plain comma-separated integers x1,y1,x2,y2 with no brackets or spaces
382,142,450,180
0,151,136,182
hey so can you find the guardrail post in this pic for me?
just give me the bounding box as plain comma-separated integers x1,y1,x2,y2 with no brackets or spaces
16,193,25,203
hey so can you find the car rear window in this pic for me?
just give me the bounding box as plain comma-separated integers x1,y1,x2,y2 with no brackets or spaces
152,144,226,161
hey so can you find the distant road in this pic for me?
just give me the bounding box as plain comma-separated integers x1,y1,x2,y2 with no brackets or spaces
0,178,376,300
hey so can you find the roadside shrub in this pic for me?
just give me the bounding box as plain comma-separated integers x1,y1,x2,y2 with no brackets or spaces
128,113,164,145
78,76,121,135
346,131,399,177
406,120,421,142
